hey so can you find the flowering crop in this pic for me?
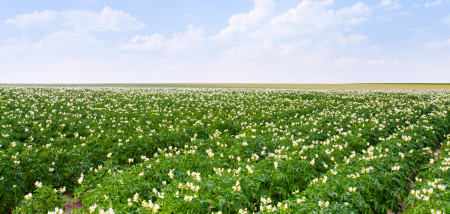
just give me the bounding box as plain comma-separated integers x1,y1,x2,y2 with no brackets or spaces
0,87,449,213
404,136,450,213
279,110,449,213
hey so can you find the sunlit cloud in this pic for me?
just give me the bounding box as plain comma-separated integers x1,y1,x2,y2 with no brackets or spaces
5,7,145,32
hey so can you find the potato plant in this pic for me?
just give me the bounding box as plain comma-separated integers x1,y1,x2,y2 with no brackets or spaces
404,136,450,214
282,111,448,213
0,87,448,213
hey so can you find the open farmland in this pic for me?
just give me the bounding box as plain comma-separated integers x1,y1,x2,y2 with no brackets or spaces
1,87,449,213
2,83,450,90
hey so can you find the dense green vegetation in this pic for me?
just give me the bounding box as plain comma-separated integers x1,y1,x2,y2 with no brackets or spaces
0,87,448,213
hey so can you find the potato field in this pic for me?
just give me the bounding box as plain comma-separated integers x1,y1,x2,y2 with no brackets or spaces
0,87,449,214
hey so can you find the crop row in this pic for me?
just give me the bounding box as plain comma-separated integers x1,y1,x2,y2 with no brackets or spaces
280,109,449,213
404,136,450,214
5,88,448,213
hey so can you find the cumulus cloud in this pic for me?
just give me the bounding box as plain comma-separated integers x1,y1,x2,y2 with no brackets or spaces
367,58,398,65
0,35,85,55
0,38,32,54
321,33,368,47
378,0,401,10
278,39,311,55
1,31,101,52
251,0,370,40
34,31,100,49
99,7,145,31
214,0,372,68
122,25,203,53
334,56,360,66
422,39,450,49
425,0,443,8
223,41,274,59
5,7,145,32
214,0,275,40
334,56,398,66
5,10,57,27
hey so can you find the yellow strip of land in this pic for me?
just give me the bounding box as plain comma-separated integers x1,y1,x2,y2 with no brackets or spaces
165,83,450,90
1,83,450,90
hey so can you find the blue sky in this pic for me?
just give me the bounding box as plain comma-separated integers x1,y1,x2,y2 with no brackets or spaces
1,0,449,83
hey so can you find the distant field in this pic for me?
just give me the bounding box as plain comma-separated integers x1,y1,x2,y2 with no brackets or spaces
162,83,450,90
1,83,450,90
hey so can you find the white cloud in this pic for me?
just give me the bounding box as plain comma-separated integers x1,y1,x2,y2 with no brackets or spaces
214,0,275,40
224,41,274,59
124,34,167,51
422,39,450,49
5,7,145,32
334,56,398,66
400,11,410,16
366,58,398,65
278,39,311,55
1,31,102,53
0,38,31,52
34,31,100,49
425,0,443,8
378,0,402,10
379,0,392,7
334,2,371,25
441,14,450,26
322,33,368,47
251,1,370,40
211,1,372,72
334,56,360,66
98,7,145,31
122,25,203,53
5,10,57,27
61,59,86,67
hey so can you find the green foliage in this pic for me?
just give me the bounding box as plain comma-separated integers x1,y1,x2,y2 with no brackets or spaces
404,137,450,214
0,87,449,213
13,184,67,214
